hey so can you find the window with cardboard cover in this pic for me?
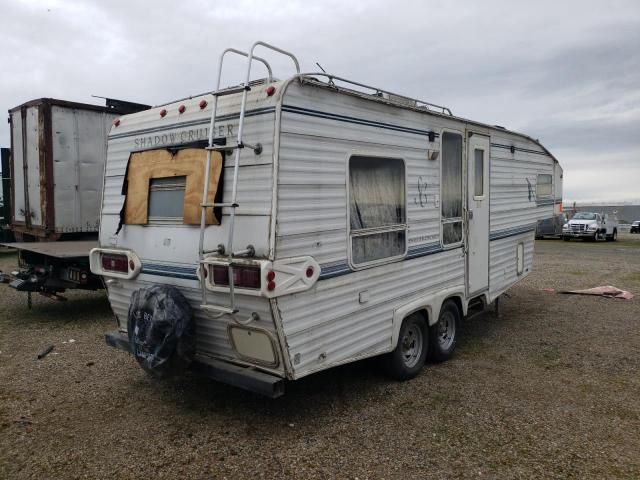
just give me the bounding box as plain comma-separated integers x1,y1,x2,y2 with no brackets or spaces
349,156,406,266
121,148,223,226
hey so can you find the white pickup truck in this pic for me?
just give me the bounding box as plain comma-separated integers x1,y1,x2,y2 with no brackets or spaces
562,212,618,242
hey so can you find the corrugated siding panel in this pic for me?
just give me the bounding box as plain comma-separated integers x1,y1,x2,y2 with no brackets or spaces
105,92,278,178
99,89,282,375
276,82,464,379
52,106,114,232
10,112,26,223
106,279,282,374
25,107,42,226
489,233,534,297
489,136,556,233
278,249,464,378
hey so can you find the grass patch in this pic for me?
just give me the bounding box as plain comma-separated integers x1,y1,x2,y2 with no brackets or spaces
622,272,640,284
565,270,587,276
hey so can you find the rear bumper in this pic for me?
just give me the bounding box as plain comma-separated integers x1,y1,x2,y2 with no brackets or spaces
105,331,285,398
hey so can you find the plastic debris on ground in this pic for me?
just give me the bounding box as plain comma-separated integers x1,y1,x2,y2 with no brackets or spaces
543,285,634,300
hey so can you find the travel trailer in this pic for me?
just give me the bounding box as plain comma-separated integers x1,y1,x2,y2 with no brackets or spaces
92,42,562,397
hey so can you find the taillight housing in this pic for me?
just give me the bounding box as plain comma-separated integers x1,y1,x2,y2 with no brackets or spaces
101,253,129,273
211,265,261,289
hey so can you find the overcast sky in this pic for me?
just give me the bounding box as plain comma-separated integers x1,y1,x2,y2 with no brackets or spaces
1,0,638,203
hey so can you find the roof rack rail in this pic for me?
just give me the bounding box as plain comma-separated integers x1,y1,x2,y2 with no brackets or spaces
297,73,452,116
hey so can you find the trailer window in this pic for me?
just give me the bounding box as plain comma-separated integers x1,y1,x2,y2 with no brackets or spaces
349,156,406,266
441,132,463,245
121,148,223,226
474,149,484,197
148,176,187,223
537,174,552,197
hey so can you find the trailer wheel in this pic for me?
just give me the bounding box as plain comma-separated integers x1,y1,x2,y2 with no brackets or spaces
127,285,195,378
382,313,428,380
563,236,571,241
428,300,460,363
606,229,617,242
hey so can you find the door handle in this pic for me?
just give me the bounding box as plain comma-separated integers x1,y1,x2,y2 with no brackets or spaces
468,210,474,220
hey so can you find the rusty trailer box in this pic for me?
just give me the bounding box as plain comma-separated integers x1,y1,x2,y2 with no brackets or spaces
8,98,148,240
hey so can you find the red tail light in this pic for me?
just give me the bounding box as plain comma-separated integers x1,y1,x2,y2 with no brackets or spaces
212,265,261,289
101,253,129,273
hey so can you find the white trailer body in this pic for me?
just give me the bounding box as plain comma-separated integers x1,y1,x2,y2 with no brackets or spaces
8,99,147,240
5,98,149,299
93,45,561,396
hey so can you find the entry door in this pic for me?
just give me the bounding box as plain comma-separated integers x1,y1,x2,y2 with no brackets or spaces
466,133,490,295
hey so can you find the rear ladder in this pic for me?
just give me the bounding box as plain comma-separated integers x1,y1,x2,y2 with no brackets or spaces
198,42,300,316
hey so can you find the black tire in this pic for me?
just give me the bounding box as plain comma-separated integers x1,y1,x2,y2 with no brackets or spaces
563,236,571,242
382,313,428,380
606,229,617,242
428,300,461,363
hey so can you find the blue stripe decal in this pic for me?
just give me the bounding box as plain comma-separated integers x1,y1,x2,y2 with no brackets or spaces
143,263,196,273
141,263,198,280
282,105,440,138
109,107,276,140
406,242,443,259
489,224,536,241
318,263,351,280
318,242,444,280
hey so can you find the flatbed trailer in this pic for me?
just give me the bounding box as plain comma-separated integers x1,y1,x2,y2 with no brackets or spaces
1,240,101,306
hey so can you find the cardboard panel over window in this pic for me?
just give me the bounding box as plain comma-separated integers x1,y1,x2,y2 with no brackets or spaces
124,148,223,225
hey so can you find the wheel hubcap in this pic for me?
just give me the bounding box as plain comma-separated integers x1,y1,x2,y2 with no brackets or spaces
401,325,423,368
437,311,456,350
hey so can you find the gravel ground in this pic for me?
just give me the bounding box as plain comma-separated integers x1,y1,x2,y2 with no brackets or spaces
1,234,639,479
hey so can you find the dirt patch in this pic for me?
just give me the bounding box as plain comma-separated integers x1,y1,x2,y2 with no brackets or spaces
1,235,639,479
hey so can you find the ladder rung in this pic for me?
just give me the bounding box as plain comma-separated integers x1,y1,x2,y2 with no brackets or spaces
200,304,239,315
212,85,251,97
201,202,238,208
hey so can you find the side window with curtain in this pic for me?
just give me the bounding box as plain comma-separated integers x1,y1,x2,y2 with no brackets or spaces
441,132,463,245
349,156,406,266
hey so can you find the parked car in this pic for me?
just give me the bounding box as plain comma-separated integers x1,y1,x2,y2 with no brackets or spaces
631,221,640,234
563,212,618,241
